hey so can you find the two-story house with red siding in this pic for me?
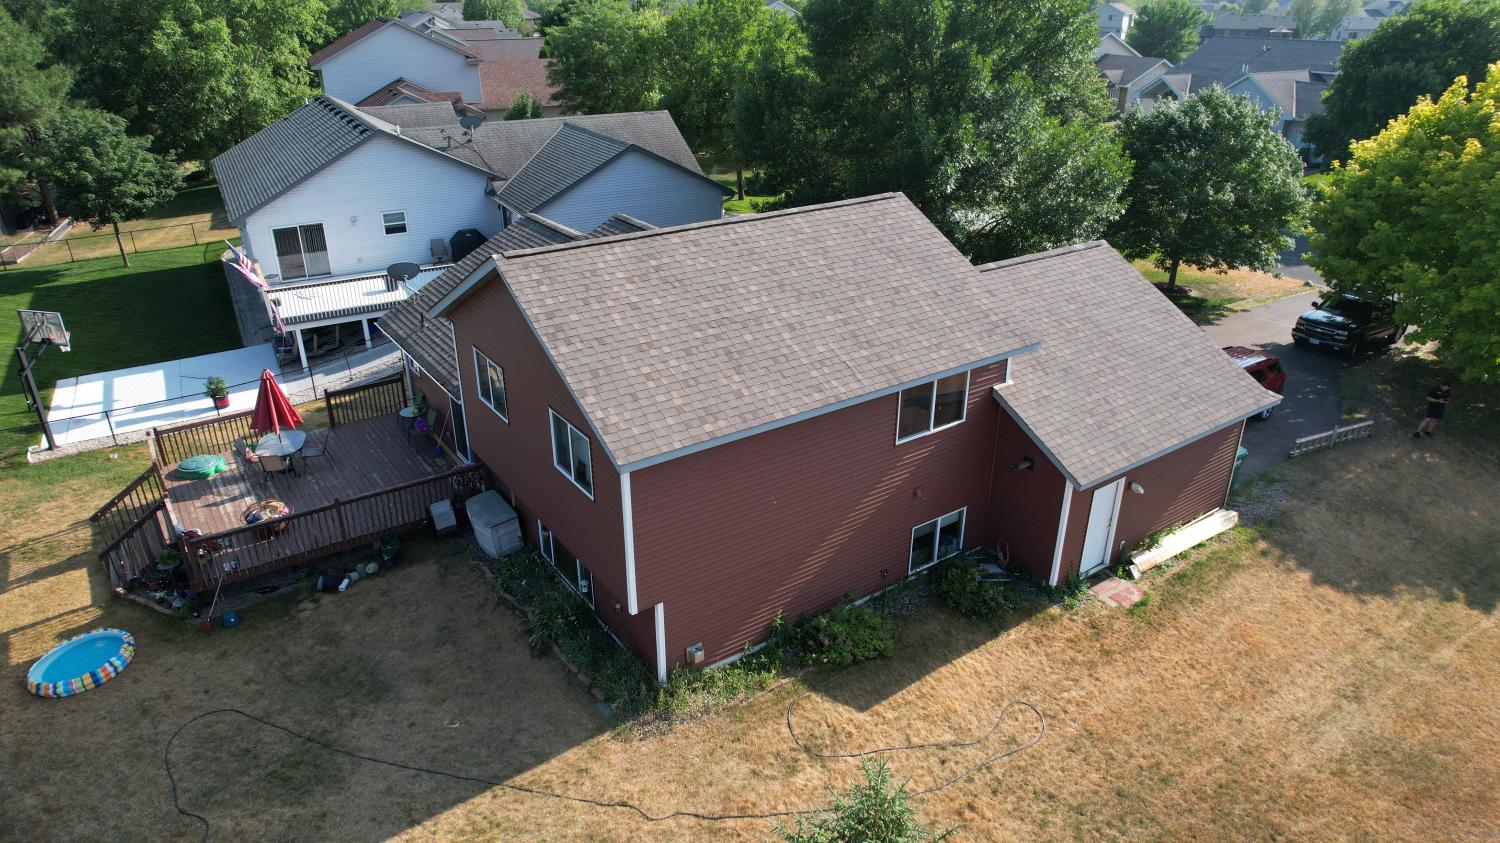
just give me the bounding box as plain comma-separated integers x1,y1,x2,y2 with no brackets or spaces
418,194,1277,681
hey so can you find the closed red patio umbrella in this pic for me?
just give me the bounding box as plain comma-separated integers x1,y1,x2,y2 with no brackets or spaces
249,368,302,441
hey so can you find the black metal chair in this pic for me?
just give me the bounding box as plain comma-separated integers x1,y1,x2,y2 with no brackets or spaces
300,429,334,471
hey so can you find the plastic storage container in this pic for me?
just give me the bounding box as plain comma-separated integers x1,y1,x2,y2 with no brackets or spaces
464,491,521,558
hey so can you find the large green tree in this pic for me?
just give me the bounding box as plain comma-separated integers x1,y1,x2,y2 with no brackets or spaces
546,0,666,114
1108,85,1308,291
503,89,543,119
1289,0,1360,38
1241,0,1273,13
661,0,803,197
1306,0,1500,162
1308,67,1500,381
1127,0,1210,62
733,0,1128,262
29,107,182,267
0,8,71,200
328,0,421,36
464,0,527,27
59,0,331,162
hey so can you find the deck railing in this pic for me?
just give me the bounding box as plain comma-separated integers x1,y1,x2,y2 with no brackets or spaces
90,465,167,550
325,373,408,428
153,411,258,466
180,464,485,591
98,500,173,589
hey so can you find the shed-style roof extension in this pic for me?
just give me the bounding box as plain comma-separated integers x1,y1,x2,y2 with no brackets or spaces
358,101,463,128
979,242,1277,489
433,194,1037,470
355,78,464,109
379,213,652,395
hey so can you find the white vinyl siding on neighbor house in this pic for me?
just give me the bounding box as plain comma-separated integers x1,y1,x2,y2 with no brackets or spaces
1226,76,1296,145
529,149,725,233
242,135,501,282
315,23,481,104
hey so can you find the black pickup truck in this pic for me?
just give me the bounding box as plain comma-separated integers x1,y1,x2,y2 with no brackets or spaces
1292,294,1404,355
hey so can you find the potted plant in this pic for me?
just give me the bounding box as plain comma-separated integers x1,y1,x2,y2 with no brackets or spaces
204,376,230,409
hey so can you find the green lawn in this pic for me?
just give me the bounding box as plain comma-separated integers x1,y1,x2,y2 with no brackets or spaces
709,174,779,215
0,243,241,467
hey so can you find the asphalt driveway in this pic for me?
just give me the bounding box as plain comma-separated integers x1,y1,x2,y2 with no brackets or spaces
1204,290,1350,482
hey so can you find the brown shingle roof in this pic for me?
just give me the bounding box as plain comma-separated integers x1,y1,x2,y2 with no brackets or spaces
979,242,1278,488
355,78,465,108
438,194,1037,469
479,59,560,109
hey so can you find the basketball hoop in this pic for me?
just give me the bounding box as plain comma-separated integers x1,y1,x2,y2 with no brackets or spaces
18,309,70,352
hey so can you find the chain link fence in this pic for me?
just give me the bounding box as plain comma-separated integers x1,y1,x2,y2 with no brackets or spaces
0,217,240,269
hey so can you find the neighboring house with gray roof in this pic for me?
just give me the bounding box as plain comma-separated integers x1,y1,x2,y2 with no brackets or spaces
493,122,729,232
1098,2,1135,39
310,15,552,114
1096,53,1173,111
1331,13,1382,41
1225,68,1331,151
1205,11,1297,37
211,96,716,368
417,193,1277,680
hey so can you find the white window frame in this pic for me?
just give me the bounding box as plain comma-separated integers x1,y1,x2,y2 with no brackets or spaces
549,408,594,499
472,348,508,421
269,220,331,281
536,519,554,562
382,210,408,236
908,507,967,574
537,520,593,607
895,370,970,444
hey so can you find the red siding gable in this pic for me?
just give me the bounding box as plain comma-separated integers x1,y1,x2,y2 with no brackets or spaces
630,362,1011,667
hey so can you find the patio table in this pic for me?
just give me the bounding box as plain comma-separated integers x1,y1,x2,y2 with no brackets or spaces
254,430,308,458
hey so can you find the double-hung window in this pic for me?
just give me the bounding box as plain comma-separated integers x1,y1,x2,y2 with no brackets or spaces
474,350,508,420
270,223,331,280
382,211,407,235
549,409,593,498
909,508,966,574
896,371,969,442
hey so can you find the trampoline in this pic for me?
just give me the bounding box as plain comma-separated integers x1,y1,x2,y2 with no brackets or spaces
26,628,136,699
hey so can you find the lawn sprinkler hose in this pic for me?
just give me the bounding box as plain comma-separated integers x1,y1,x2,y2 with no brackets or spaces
165,696,1044,840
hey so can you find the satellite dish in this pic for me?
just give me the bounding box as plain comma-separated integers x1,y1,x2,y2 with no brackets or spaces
458,113,485,131
387,262,421,282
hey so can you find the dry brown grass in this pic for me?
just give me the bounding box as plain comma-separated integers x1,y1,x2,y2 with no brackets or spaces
2,367,1497,842
1131,260,1310,310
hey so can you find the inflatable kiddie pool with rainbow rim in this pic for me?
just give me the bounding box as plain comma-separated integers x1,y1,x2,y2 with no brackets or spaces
26,628,135,698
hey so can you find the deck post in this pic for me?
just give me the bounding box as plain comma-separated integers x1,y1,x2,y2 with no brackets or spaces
361,318,371,350
295,328,309,371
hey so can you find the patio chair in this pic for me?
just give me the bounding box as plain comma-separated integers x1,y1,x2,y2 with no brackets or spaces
233,437,260,470
260,452,296,476
300,429,334,470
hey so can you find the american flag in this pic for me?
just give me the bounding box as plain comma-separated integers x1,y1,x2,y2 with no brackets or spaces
226,242,267,289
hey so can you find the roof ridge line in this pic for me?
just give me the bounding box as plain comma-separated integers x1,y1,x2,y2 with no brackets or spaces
975,240,1106,272
496,193,905,260
523,212,586,241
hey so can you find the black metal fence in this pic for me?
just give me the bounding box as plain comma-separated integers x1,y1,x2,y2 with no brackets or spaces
325,374,409,428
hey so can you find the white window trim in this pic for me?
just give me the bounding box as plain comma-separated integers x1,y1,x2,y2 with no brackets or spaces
895,370,970,444
472,347,508,422
908,506,967,575
548,408,595,500
536,520,592,607
999,358,1013,386
269,220,331,282
536,519,554,563
382,209,408,236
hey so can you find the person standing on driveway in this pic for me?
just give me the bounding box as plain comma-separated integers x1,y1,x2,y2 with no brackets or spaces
1413,382,1452,437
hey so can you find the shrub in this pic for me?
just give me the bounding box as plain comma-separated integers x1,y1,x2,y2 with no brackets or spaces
934,557,1009,625
1049,574,1090,610
778,759,953,842
799,596,894,667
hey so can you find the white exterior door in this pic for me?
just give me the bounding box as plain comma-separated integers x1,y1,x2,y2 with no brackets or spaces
1080,478,1125,576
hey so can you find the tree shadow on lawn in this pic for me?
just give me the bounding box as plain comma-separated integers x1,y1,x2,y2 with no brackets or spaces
1,536,614,842
1234,351,1500,614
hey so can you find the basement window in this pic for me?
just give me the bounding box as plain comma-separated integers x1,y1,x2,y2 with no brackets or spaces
550,409,594,498
909,508,966,574
544,528,594,608
896,371,969,442
382,211,407,235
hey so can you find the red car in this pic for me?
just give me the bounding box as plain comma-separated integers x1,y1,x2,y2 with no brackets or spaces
1224,346,1285,419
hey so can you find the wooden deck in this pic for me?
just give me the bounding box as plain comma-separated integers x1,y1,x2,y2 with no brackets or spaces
163,415,451,535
